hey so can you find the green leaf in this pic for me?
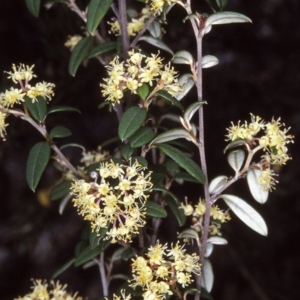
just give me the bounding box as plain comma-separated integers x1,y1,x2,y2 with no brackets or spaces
220,194,268,236
206,11,252,27
184,101,207,125
216,0,228,10
137,84,150,99
130,127,156,148
247,168,269,204
121,144,135,160
121,248,134,261
88,41,116,59
156,143,205,184
227,149,245,173
146,201,167,218
26,142,51,192
89,230,100,249
172,50,194,65
47,105,81,115
50,126,72,138
156,90,184,111
178,228,199,241
138,36,174,55
24,96,47,122
132,156,148,167
153,186,179,203
147,21,161,38
69,36,94,76
87,0,113,33
75,245,102,267
208,175,227,194
202,55,219,68
224,139,249,153
50,180,72,201
59,143,85,151
150,128,196,147
118,106,147,140
173,172,199,183
202,259,214,292
175,74,195,101
25,0,40,17
52,258,75,279
167,197,186,226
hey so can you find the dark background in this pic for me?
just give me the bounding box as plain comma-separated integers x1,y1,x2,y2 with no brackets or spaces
0,0,299,299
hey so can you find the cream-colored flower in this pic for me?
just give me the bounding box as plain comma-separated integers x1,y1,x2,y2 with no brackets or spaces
64,35,82,51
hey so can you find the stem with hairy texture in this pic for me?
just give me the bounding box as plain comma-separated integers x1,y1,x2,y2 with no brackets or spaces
98,252,109,297
118,0,130,59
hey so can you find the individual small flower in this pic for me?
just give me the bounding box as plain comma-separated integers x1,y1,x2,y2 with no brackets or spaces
257,167,278,191
26,82,55,102
5,63,36,84
64,35,82,51
14,279,82,300
146,0,178,15
179,198,194,216
0,111,8,139
1,87,25,107
130,242,200,300
71,159,152,243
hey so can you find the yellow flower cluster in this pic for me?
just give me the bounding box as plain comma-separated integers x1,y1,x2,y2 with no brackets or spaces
257,167,278,191
80,146,110,167
146,0,179,15
14,279,82,300
180,199,230,236
226,114,293,166
108,7,152,37
70,159,153,243
100,50,183,105
130,242,201,300
1,64,55,106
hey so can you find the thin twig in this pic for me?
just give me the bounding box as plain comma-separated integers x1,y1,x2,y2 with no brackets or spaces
98,252,109,297
130,14,156,48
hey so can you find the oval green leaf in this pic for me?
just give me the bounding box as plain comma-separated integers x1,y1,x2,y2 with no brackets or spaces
150,128,195,147
47,105,81,115
216,0,228,10
130,127,156,148
220,194,268,236
137,84,150,100
50,126,72,138
24,96,47,122
156,90,184,111
121,144,134,160
26,142,51,191
118,106,147,141
89,230,100,249
87,0,113,33
50,180,72,201
139,36,174,55
167,197,186,226
88,41,116,59
206,11,252,27
69,36,94,76
25,0,40,17
146,201,167,218
247,168,269,204
156,143,205,184
202,259,214,292
147,20,161,38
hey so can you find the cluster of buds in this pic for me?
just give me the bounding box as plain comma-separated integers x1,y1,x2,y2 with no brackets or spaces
0,64,55,140
108,7,152,37
70,159,153,243
180,199,230,236
100,50,183,105
226,114,294,191
14,279,82,300
130,242,201,300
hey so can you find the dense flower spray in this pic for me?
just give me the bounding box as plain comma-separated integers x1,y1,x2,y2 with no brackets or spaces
71,159,153,243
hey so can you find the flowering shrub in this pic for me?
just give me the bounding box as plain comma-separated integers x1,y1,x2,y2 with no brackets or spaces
0,0,294,299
